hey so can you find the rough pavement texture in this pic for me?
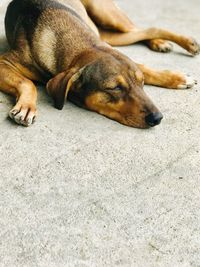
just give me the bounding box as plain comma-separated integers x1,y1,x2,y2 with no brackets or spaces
0,0,200,266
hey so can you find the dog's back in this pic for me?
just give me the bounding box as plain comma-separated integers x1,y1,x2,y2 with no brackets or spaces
5,0,99,75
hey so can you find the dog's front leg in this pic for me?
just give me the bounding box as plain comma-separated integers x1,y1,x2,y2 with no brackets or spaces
0,56,37,126
137,64,197,89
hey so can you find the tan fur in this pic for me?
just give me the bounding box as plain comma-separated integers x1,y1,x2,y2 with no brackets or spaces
0,0,199,127
34,28,57,74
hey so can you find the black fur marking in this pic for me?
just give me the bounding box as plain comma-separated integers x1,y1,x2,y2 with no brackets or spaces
5,0,84,48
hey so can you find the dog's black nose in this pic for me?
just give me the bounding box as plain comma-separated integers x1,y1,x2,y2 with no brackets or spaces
145,112,163,127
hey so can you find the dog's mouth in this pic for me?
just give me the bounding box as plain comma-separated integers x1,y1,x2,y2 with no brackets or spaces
84,92,163,128
117,111,163,128
99,111,163,129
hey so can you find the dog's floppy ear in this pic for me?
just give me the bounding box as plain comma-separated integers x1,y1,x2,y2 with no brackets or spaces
46,66,86,110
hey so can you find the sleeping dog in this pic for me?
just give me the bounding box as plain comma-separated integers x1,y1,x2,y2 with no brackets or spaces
0,0,199,128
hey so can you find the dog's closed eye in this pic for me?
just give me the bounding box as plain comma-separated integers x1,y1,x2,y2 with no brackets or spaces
106,85,124,91
105,86,125,102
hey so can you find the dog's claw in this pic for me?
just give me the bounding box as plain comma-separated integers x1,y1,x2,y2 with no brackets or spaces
9,109,20,118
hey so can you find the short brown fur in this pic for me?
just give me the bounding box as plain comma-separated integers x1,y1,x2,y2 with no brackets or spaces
0,0,199,128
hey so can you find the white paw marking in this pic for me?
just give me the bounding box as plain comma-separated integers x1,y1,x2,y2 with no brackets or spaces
158,42,173,53
178,75,197,89
188,38,200,56
9,107,36,127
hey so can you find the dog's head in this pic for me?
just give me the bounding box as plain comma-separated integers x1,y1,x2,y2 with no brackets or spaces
47,50,163,128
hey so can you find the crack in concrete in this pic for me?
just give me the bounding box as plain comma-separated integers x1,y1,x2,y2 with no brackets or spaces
149,242,168,255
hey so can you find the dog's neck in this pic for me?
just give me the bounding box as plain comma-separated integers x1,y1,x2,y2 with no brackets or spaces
57,42,111,73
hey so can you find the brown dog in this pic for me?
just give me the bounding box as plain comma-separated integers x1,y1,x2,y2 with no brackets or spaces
0,0,199,128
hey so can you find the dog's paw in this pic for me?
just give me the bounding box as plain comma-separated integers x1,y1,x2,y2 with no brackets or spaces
185,38,200,56
163,71,197,89
177,74,197,89
9,104,36,127
147,39,173,53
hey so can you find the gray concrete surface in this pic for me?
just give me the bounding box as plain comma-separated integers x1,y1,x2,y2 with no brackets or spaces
0,0,200,266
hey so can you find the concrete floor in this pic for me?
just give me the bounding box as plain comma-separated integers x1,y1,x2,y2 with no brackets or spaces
0,0,200,266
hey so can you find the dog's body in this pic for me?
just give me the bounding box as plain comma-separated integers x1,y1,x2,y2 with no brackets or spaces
0,0,199,128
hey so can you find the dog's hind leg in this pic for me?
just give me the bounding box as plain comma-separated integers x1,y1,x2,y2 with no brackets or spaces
145,39,173,53
81,0,134,32
82,0,173,52
99,28,200,56
0,53,38,126
137,64,197,89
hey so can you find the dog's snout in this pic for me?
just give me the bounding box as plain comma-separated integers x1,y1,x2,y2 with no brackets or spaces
145,112,163,127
